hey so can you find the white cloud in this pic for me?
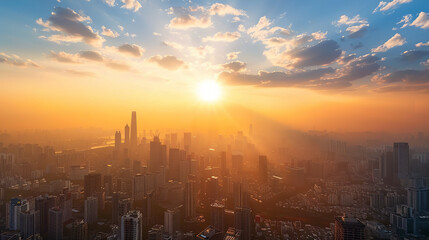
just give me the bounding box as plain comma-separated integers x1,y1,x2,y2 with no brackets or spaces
416,41,429,47
335,15,367,26
209,3,247,16
373,0,412,13
203,32,241,42
410,12,429,29
118,25,124,31
0,52,39,67
397,14,413,28
311,31,327,40
226,51,240,60
188,45,215,58
162,41,184,50
117,43,145,57
121,0,141,12
101,26,119,38
104,0,115,7
371,33,406,52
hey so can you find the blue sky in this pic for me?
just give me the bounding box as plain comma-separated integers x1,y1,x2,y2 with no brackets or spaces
0,0,428,93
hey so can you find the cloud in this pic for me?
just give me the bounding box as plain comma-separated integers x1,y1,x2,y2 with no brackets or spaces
371,33,406,52
0,52,40,67
118,25,124,31
36,7,104,47
346,24,369,38
218,67,337,88
311,31,327,40
168,7,212,29
209,3,246,16
222,61,246,72
399,50,429,61
117,43,144,57
416,41,429,47
326,54,381,82
66,70,96,77
101,26,119,38
373,69,429,84
121,0,142,12
104,0,115,7
373,0,412,13
246,16,290,41
105,62,130,71
188,45,215,58
49,51,79,63
335,15,367,26
410,12,429,29
203,32,241,42
266,39,342,69
162,41,184,50
397,14,413,28
79,51,103,61
226,51,240,60
148,55,184,70
337,53,357,64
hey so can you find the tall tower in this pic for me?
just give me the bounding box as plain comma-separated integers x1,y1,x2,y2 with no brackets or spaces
48,207,63,240
184,181,196,220
394,142,409,183
115,131,121,150
124,124,130,147
84,197,98,224
121,210,142,240
130,111,137,148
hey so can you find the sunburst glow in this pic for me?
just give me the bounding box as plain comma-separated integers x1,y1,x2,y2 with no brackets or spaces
196,80,221,102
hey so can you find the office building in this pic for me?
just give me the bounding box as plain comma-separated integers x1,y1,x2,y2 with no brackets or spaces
84,173,102,199
84,197,98,224
71,220,88,240
130,111,137,149
184,180,196,220
259,155,268,182
121,210,143,240
211,202,225,232
48,207,63,240
18,210,40,239
164,208,181,237
234,207,252,240
334,216,365,240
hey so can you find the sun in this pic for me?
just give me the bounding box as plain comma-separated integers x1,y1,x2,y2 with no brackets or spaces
196,80,222,102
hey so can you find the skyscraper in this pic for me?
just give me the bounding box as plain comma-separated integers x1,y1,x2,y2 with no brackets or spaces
184,180,196,220
121,210,143,240
18,210,40,239
84,173,102,199
130,111,137,149
133,174,146,202
8,198,22,230
115,131,121,150
35,195,57,239
48,207,63,240
234,207,252,240
334,216,365,240
211,202,225,232
164,208,181,237
149,136,166,172
124,124,130,147
394,142,409,182
84,197,98,224
221,151,227,177
169,148,186,181
184,132,191,153
71,219,88,240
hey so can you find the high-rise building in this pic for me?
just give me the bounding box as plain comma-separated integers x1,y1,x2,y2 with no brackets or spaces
133,174,146,202
259,155,268,182
8,198,22,230
124,124,130,147
84,173,102,199
18,210,40,239
104,175,113,197
121,210,142,240
334,216,365,240
130,111,137,149
118,198,132,225
233,182,249,209
48,207,63,240
112,192,120,225
407,178,429,214
164,208,181,237
234,207,252,240
379,151,395,185
71,219,88,240
115,131,122,150
35,195,57,239
184,132,191,153
211,202,225,232
84,197,98,224
149,136,167,172
232,153,244,174
169,148,186,181
184,180,196,220
394,143,409,182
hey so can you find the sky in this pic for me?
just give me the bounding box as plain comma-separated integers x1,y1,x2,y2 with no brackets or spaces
0,0,429,133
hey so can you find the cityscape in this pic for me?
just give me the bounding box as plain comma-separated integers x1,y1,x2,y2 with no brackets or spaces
1,0,429,240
